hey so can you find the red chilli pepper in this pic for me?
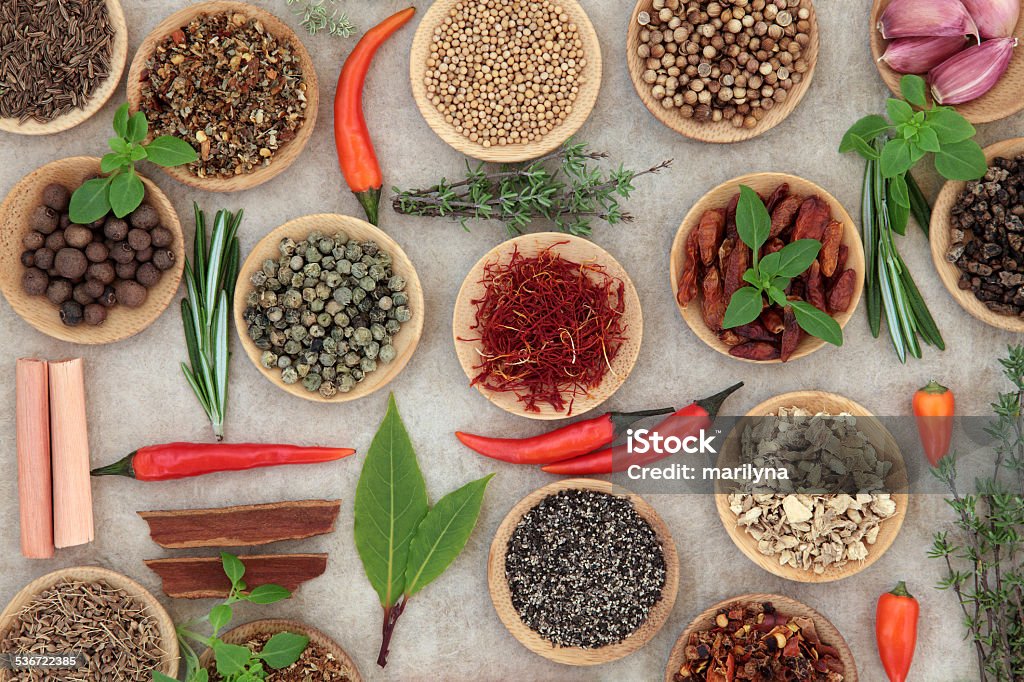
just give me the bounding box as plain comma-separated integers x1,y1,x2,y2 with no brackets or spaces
876,581,919,682
912,379,955,467
90,443,356,481
334,7,415,225
541,382,743,475
456,407,674,465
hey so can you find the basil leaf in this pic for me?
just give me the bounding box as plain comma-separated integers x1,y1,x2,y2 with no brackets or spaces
100,153,125,173
213,642,251,676
790,300,843,346
767,286,789,308
109,169,145,218
908,141,926,165
722,286,763,328
129,144,148,162
758,251,781,278
354,394,429,607
742,268,761,287
889,173,910,208
68,177,112,224
404,474,493,598
108,137,130,154
152,672,177,682
926,107,975,144
886,98,914,125
839,132,881,160
246,584,291,604
208,604,231,635
259,632,309,669
112,103,129,138
889,195,909,236
126,111,149,143
221,552,246,588
934,139,988,181
194,670,209,682
880,138,913,178
736,185,770,252
145,135,199,167
839,115,889,152
916,126,940,153
772,239,821,278
900,75,927,108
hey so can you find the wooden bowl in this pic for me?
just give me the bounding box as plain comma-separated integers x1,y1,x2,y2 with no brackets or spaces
870,0,1024,124
0,156,184,344
126,1,318,192
454,233,642,420
930,137,1024,332
664,593,857,682
0,566,179,679
198,619,362,681
409,0,602,162
0,0,128,136
233,214,423,403
669,172,864,363
714,390,908,583
627,0,819,143
488,478,679,666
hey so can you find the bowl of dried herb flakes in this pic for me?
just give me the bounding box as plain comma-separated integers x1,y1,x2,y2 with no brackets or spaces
488,478,679,665
126,1,318,192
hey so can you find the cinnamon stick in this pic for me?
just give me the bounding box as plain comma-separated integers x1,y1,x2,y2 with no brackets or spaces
138,500,341,548
16,359,53,559
145,554,328,599
48,358,93,548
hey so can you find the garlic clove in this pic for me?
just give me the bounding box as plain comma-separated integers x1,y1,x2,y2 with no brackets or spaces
930,37,1018,104
878,0,979,41
961,0,1021,39
880,36,970,73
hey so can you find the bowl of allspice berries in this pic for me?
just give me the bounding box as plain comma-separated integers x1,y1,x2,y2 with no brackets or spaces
0,157,183,344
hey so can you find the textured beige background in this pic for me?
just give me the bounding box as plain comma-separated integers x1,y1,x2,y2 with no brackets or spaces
0,0,1019,680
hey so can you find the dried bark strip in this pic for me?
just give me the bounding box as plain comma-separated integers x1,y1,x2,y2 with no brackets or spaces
145,554,328,599
138,499,341,549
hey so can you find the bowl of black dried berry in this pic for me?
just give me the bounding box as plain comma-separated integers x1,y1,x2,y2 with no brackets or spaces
932,138,1024,332
488,478,679,665
0,157,184,344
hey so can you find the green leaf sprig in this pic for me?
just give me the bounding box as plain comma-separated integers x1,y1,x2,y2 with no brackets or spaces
152,553,308,682
721,185,843,347
70,103,198,224
354,394,493,668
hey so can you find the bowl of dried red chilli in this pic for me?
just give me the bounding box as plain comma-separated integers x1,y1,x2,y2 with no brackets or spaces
665,594,856,682
453,233,642,419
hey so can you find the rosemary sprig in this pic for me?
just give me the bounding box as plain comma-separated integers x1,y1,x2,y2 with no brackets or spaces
285,0,355,38
181,205,242,441
392,142,672,237
930,345,1024,681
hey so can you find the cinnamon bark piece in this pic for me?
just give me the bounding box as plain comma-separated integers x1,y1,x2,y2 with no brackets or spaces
138,500,341,549
145,554,328,599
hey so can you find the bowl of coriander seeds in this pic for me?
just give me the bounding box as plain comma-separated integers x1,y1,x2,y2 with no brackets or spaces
627,0,819,143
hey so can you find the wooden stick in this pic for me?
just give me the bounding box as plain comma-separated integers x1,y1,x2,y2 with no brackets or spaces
48,358,94,548
16,359,53,559
145,554,328,599
138,499,341,548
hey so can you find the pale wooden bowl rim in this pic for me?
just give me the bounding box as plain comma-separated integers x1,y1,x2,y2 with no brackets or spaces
714,390,908,583
626,0,819,143
488,478,679,666
664,592,858,682
233,213,424,403
0,156,184,344
453,232,643,420
869,0,1024,125
0,0,128,136
929,137,1024,332
125,0,318,192
409,0,603,162
0,565,179,678
669,172,864,363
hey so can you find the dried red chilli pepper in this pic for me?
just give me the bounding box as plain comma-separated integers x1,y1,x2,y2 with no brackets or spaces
780,305,800,362
334,8,415,225
701,266,727,332
765,182,790,213
730,341,780,361
697,208,725,266
541,382,742,475
677,228,701,307
90,443,356,481
455,407,673,465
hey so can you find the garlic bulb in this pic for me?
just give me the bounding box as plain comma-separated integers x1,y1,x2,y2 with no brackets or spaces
961,0,1021,39
878,0,979,41
880,36,969,73
930,37,1018,104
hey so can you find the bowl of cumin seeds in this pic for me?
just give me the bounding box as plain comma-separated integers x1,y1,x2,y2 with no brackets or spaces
0,0,127,135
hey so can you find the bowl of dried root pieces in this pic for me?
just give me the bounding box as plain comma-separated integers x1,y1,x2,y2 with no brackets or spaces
0,566,178,681
713,390,908,582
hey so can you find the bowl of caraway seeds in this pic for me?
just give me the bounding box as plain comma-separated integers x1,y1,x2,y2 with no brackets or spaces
235,214,423,402
126,1,318,192
0,0,128,135
488,478,679,665
409,0,603,163
0,566,178,681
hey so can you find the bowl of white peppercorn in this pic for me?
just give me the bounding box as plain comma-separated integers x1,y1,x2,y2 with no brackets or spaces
627,0,819,143
234,214,424,402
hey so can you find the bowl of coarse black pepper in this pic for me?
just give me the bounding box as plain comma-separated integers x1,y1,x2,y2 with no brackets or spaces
627,0,819,143
125,1,318,192
488,478,679,665
931,137,1024,333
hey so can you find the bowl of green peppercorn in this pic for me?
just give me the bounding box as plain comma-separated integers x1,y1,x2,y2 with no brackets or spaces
234,214,423,402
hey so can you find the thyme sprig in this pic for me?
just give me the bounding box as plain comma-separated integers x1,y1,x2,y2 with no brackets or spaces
929,345,1024,681
285,0,355,38
392,142,672,237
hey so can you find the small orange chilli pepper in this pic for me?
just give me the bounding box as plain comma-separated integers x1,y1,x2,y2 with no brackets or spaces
912,379,954,467
876,581,919,682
